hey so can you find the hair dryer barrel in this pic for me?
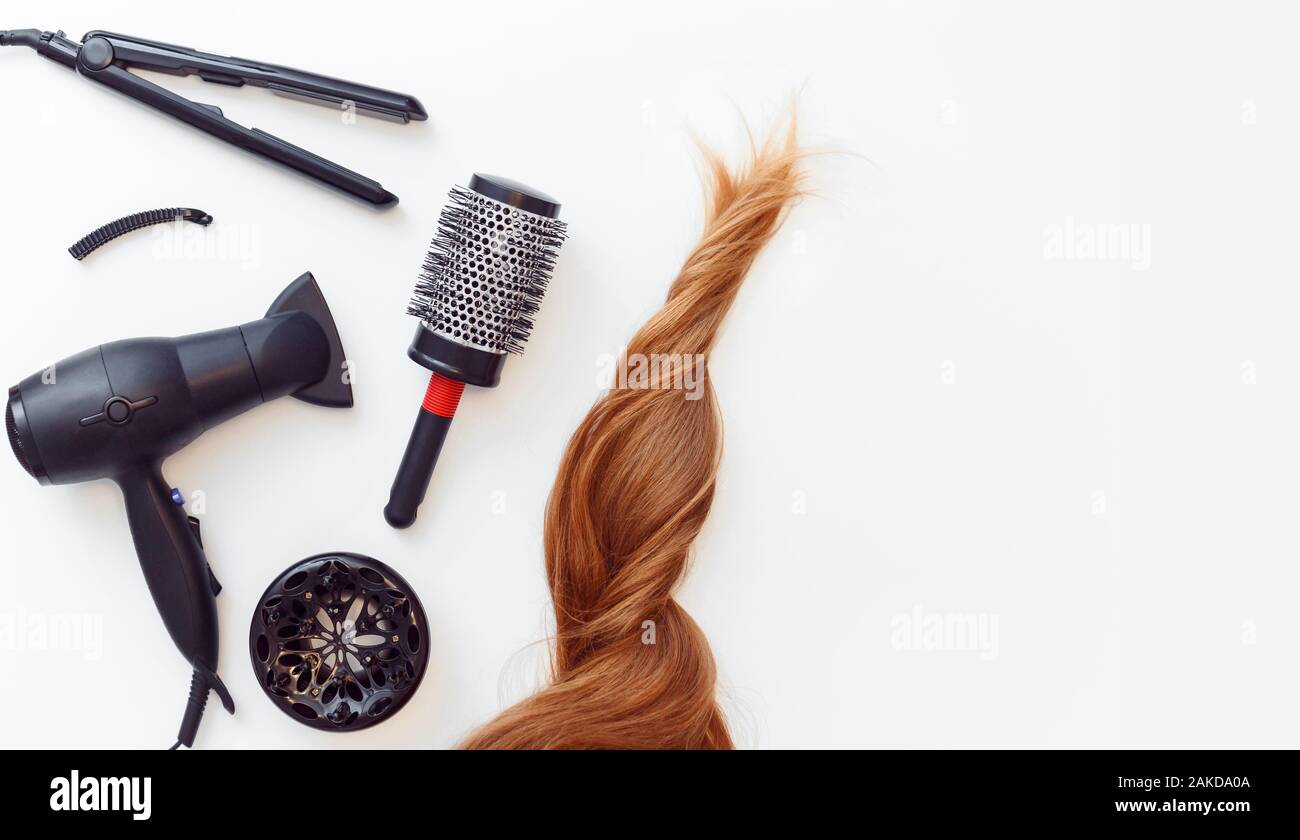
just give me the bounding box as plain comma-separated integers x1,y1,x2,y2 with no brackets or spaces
177,308,345,429
188,269,353,417
5,272,351,486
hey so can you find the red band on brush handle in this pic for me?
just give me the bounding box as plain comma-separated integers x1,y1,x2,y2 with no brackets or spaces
421,373,465,418
386,374,464,528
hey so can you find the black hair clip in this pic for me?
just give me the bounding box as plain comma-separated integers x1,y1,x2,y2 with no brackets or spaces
1,29,426,207
69,207,212,261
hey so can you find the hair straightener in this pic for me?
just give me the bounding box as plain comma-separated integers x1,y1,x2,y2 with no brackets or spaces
0,28,426,206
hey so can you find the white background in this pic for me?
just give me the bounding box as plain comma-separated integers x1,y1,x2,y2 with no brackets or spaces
0,0,1295,749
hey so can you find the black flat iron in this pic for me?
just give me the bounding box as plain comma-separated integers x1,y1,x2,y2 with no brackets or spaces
0,28,426,207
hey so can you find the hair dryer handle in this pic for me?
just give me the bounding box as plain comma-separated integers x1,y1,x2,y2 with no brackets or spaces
116,460,228,665
117,464,220,671
117,463,233,747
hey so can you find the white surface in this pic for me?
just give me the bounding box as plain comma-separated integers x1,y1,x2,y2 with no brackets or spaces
0,0,1295,749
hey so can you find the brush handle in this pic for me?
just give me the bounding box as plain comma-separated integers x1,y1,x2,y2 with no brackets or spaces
385,373,464,529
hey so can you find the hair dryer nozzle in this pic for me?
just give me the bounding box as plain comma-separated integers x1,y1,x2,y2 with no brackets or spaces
242,272,353,408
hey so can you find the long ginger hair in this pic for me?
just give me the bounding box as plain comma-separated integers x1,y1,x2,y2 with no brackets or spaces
462,117,806,749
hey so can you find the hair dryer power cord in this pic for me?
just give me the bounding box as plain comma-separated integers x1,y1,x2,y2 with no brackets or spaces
168,670,209,750
0,29,43,49
167,667,234,750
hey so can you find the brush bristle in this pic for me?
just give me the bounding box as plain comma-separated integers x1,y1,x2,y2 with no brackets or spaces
408,186,568,354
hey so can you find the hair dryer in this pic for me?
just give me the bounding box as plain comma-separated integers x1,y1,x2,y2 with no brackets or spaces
4,272,352,747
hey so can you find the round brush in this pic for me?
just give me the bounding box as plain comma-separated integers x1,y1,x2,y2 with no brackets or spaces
385,174,567,529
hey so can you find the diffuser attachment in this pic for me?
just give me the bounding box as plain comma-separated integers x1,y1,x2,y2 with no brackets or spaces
249,553,428,732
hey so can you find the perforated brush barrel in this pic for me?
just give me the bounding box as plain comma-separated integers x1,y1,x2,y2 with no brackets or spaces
406,173,567,388
250,553,429,731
